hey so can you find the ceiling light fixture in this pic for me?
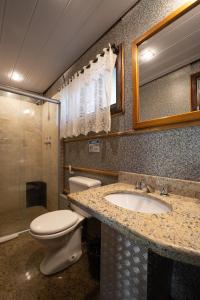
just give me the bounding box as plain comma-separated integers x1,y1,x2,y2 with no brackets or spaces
140,49,156,62
10,71,24,82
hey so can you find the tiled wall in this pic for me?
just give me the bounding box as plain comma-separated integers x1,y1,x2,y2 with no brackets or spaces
0,92,59,213
0,92,43,213
140,60,200,121
63,127,200,182
46,0,200,183
42,101,59,211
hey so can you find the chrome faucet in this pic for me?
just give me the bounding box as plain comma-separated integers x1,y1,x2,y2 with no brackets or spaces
160,186,169,196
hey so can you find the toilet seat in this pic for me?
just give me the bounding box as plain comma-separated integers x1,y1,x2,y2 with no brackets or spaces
30,210,80,235
30,218,83,240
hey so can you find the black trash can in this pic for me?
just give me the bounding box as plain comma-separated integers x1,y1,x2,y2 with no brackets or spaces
26,181,47,207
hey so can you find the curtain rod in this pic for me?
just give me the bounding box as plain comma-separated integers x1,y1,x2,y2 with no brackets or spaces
82,43,119,71
61,43,119,87
0,84,60,104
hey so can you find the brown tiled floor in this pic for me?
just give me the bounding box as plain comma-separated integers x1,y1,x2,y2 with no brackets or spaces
0,232,99,300
0,206,47,238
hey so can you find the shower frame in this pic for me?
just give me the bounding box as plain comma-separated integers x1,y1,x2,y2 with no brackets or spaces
0,84,60,104
0,83,61,243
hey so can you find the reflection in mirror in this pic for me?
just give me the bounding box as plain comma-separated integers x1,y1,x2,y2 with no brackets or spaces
138,3,200,122
191,71,200,110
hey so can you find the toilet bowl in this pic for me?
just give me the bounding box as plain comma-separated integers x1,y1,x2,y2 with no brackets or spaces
30,176,101,275
30,210,84,275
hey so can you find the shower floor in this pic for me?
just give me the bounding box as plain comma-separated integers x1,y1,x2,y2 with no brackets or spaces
0,206,47,239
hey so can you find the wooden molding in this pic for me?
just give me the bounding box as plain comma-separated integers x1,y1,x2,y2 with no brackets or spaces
63,119,200,143
132,42,139,127
64,165,119,177
134,110,200,129
132,0,200,130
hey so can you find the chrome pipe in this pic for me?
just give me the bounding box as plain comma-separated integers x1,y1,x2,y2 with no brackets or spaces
0,84,60,104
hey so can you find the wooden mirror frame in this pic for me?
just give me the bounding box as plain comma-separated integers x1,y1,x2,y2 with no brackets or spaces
132,0,200,130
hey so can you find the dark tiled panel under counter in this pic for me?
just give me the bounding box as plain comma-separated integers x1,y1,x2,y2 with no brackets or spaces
147,251,200,300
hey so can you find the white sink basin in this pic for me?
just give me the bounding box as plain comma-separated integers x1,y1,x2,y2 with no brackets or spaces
104,192,171,214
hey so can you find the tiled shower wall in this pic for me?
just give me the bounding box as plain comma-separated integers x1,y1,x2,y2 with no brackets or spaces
0,92,43,213
47,0,200,183
0,92,59,213
42,101,59,211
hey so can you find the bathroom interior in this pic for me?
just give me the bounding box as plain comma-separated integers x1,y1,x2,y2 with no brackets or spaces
0,0,200,299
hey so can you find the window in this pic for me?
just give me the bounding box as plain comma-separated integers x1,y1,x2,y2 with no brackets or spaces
110,43,125,115
60,46,117,137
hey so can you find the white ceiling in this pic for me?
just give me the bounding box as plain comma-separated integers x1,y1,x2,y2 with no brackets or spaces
139,3,200,86
0,0,138,93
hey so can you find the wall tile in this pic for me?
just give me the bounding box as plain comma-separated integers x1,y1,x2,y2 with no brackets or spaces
47,0,200,183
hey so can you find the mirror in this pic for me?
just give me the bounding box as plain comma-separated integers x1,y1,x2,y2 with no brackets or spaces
132,0,200,129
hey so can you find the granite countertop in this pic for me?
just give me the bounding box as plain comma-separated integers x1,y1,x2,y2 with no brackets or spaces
68,183,200,266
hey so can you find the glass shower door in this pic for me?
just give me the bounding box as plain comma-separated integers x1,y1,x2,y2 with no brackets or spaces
0,91,59,240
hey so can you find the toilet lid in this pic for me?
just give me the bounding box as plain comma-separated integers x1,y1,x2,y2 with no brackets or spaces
30,210,79,235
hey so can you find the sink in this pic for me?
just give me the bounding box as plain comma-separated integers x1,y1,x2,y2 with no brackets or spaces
104,192,171,214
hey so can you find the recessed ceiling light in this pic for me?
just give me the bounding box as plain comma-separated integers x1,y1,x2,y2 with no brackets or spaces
10,71,24,82
140,49,155,62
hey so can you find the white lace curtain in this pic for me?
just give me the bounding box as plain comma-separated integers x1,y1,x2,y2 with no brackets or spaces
60,46,117,138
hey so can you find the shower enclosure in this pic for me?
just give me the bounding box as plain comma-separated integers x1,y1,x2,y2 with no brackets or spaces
0,89,60,242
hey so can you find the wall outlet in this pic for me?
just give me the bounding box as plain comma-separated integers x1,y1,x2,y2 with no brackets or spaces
88,139,100,152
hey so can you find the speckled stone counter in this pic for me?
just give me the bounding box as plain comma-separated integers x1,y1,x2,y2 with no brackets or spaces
68,182,200,266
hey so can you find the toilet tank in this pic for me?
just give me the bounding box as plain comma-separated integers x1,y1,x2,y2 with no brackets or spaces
69,176,101,218
69,176,101,193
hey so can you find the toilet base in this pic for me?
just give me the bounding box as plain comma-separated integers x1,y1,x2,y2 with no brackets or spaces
40,227,82,275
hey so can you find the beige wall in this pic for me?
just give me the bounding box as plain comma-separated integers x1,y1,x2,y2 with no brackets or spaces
0,91,59,213
0,92,43,213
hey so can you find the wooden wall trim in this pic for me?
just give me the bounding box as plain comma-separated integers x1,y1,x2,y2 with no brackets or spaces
134,111,200,129
63,120,200,143
64,165,119,177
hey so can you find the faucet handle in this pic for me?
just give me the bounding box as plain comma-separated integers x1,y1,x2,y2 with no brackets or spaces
135,181,154,193
145,184,154,193
135,181,142,190
160,186,169,196
141,182,154,193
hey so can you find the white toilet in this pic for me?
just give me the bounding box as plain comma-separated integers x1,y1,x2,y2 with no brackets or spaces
29,176,101,275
